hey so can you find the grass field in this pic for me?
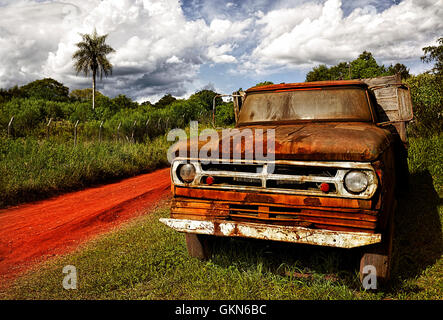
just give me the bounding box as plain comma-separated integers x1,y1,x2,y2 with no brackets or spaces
2,135,442,300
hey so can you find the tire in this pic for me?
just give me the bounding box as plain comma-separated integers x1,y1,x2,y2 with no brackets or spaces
185,233,214,260
359,199,396,287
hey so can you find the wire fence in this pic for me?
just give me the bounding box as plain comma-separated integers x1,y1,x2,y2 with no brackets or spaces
3,110,212,145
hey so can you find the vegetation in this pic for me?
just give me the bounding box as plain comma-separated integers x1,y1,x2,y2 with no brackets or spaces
254,81,274,87
407,134,443,192
405,73,443,137
0,86,232,138
421,37,443,75
306,51,411,82
20,78,70,102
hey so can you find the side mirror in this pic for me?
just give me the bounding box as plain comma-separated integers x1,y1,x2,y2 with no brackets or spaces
232,91,246,123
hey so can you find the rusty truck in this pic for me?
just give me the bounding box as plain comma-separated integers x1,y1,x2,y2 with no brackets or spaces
160,74,413,284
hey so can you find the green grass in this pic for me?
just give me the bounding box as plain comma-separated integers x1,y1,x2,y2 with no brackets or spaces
1,135,442,300
0,136,170,208
407,133,443,192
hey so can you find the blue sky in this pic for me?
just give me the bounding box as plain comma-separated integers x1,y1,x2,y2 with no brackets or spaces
0,0,441,103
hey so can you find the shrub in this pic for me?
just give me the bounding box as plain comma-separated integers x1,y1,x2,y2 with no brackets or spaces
215,102,235,126
406,73,443,137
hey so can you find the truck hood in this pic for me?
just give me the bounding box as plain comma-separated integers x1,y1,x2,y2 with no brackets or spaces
176,122,393,162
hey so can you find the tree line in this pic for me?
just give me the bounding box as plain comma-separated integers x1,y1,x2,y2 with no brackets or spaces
305,51,411,82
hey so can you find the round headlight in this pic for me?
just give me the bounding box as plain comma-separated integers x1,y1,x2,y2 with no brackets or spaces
344,170,369,193
179,163,196,183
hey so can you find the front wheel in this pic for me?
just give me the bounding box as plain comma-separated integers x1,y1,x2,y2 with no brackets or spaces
185,233,214,260
359,200,396,287
359,242,392,287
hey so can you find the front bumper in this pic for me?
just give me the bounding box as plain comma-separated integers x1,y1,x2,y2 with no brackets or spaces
160,218,382,249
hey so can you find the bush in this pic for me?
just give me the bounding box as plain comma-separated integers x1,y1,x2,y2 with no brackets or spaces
406,73,443,137
215,102,235,126
0,98,44,136
407,134,443,190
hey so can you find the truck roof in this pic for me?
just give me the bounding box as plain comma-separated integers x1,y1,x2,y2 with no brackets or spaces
246,80,368,93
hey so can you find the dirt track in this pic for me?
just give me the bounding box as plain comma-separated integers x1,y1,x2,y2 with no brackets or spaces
0,168,171,287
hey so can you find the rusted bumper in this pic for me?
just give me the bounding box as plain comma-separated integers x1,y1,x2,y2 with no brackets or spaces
159,218,381,249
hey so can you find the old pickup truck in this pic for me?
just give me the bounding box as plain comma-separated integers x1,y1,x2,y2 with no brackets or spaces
160,74,413,284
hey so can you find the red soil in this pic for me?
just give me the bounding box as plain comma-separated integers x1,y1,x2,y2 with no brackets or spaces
0,168,171,288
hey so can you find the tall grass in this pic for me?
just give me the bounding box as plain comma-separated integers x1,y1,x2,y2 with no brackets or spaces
407,133,443,191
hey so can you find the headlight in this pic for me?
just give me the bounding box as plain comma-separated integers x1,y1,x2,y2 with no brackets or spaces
344,170,369,193
178,163,196,183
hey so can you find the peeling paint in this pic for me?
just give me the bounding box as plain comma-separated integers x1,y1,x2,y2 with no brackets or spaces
160,218,382,249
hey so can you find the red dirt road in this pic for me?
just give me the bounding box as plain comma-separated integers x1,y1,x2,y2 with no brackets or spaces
0,168,171,287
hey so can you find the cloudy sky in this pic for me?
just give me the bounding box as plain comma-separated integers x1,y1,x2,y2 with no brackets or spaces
0,0,441,103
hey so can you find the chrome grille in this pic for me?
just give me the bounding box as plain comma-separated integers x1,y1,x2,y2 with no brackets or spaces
171,159,378,199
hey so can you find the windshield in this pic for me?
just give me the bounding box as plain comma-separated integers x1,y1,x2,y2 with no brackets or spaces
238,87,372,123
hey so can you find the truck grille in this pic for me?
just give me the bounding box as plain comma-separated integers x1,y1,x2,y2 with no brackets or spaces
170,199,379,233
172,159,378,199
228,203,377,231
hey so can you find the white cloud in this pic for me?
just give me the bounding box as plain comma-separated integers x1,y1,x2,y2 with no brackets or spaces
0,0,250,100
247,0,443,73
207,44,237,63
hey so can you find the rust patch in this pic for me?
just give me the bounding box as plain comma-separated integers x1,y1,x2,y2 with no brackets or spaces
246,80,367,93
244,193,275,204
213,221,220,234
174,187,367,209
303,197,321,206
174,122,393,162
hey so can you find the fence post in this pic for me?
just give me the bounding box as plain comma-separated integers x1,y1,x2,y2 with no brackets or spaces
7,116,14,138
117,122,121,142
99,120,104,143
74,120,79,146
46,118,52,139
131,120,137,143
145,118,150,141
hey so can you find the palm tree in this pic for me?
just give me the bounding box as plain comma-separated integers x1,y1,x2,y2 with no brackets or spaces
72,29,115,110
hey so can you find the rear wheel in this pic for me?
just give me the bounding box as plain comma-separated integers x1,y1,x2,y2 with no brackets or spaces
185,233,214,260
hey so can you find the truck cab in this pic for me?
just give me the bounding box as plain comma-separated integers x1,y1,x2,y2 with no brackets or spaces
161,75,413,285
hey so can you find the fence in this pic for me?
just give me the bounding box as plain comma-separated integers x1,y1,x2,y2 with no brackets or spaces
3,110,212,145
